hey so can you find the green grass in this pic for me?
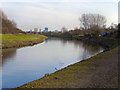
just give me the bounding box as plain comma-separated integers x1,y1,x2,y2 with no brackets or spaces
2,34,48,49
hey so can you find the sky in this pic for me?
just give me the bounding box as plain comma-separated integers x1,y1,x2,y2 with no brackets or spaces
0,0,119,31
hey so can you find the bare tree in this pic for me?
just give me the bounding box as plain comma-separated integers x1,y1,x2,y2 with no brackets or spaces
11,20,17,28
1,9,23,34
79,14,107,30
0,9,7,20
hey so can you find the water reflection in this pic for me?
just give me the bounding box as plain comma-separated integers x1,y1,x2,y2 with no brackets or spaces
47,38,102,57
44,38,102,62
2,49,16,67
2,38,103,88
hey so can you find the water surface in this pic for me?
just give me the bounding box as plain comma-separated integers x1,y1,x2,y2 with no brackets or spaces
2,38,103,88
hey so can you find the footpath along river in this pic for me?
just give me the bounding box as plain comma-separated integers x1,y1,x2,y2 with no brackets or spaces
1,38,104,88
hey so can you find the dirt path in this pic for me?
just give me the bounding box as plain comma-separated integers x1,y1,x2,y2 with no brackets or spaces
19,47,118,88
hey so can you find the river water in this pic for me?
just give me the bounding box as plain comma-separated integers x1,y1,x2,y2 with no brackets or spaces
1,38,104,89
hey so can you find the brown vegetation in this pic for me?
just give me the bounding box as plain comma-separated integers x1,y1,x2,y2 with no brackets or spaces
79,14,107,30
0,9,24,34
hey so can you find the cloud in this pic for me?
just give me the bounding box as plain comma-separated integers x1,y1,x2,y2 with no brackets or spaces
2,4,79,31
1,0,118,31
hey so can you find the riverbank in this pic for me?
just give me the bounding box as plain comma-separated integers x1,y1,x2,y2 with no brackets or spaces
2,34,48,49
45,34,118,51
18,45,118,88
73,36,118,51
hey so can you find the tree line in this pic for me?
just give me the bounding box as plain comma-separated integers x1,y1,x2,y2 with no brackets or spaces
79,14,106,30
0,9,24,34
60,13,118,37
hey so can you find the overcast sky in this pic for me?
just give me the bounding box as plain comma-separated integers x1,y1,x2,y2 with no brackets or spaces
0,0,119,31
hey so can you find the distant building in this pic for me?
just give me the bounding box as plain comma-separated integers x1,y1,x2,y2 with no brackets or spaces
61,27,68,33
39,29,41,32
34,28,38,33
54,30,59,33
44,27,48,32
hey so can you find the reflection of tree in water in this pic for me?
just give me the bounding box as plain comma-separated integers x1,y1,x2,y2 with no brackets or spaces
44,38,59,43
81,47,88,60
45,38,102,60
60,39,69,47
2,48,17,67
67,40,102,60
65,39,84,49
73,40,84,48
82,42,101,54
46,38,69,47
61,39,68,46
60,39,102,60
81,42,102,60
59,39,102,57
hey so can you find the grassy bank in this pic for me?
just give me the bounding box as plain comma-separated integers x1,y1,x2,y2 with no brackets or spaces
2,34,48,49
18,46,118,88
74,36,118,51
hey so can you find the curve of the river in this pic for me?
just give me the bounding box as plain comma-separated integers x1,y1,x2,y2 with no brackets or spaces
1,38,104,88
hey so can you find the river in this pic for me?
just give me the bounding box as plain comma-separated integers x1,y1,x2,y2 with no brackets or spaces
1,38,104,89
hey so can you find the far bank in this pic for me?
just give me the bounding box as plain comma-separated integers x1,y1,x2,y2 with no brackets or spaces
2,34,48,49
